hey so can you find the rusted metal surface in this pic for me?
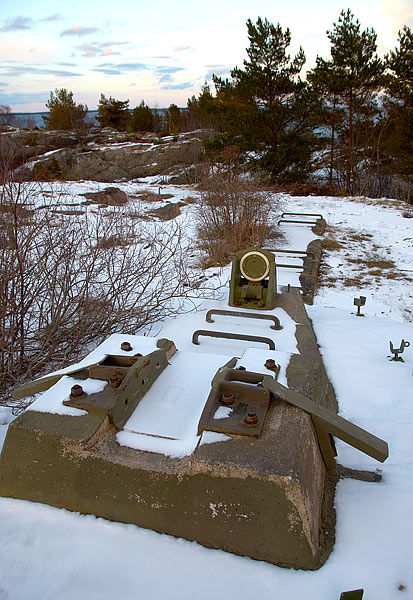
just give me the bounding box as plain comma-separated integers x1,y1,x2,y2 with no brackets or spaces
205,309,282,330
192,329,275,350
197,379,271,438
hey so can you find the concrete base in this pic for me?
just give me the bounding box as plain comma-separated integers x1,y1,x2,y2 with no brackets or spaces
0,288,338,570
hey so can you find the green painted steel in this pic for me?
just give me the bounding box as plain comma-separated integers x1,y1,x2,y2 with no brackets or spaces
229,247,277,310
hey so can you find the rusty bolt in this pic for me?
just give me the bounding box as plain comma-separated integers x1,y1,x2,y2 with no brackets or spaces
235,301,242,307
244,410,258,425
265,358,276,370
121,341,132,352
237,365,246,371
109,376,121,388
70,384,85,398
221,392,234,406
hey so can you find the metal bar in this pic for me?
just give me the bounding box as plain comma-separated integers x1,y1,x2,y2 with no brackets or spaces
262,376,389,463
276,263,305,269
205,309,282,330
281,212,324,219
278,219,318,226
263,248,315,259
192,330,275,350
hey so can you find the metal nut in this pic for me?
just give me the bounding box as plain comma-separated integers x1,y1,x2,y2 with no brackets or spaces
70,384,85,398
265,358,276,370
244,410,258,425
221,392,234,406
109,376,121,388
121,341,132,352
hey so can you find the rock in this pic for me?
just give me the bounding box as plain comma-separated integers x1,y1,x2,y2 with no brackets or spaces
148,203,181,220
81,187,128,206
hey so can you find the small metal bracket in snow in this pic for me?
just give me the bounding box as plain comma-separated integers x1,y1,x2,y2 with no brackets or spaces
353,296,366,316
389,339,410,362
339,590,364,600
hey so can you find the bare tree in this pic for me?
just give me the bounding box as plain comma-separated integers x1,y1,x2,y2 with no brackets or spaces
0,157,202,400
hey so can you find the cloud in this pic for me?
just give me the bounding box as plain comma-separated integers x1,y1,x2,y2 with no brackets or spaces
173,45,191,52
204,66,230,80
74,41,127,58
0,64,82,77
61,25,99,37
91,67,123,75
41,14,63,22
155,66,185,76
160,81,194,90
91,62,150,75
0,15,34,32
159,74,173,83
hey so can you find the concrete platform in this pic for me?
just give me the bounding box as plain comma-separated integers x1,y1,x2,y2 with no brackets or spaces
0,287,339,569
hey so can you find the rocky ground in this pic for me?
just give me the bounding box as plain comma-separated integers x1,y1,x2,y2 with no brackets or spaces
1,126,208,183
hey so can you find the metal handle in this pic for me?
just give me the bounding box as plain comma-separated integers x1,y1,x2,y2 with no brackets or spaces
205,309,282,330
281,212,324,219
192,330,275,350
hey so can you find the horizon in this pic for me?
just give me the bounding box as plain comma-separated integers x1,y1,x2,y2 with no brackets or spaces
1,0,411,113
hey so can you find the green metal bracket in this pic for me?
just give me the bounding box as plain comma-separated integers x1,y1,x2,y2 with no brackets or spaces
192,329,275,350
205,309,282,330
389,339,410,362
62,339,177,430
353,296,366,316
262,376,389,466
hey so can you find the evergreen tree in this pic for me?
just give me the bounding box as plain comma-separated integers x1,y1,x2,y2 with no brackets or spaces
308,58,346,187
96,94,130,131
213,17,318,182
167,103,180,134
382,26,413,189
43,89,87,131
130,100,155,132
324,10,384,193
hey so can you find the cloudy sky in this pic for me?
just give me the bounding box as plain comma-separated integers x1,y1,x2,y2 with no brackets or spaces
0,0,411,112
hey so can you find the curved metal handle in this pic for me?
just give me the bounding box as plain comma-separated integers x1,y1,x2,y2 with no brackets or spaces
192,329,275,350
205,309,282,330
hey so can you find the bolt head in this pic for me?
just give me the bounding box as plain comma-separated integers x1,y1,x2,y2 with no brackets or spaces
265,358,276,369
70,384,84,398
244,410,258,425
121,341,132,352
109,376,121,388
221,392,234,406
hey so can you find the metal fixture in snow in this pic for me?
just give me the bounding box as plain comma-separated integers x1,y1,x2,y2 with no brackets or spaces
228,247,277,310
339,590,364,600
353,296,366,316
389,339,410,362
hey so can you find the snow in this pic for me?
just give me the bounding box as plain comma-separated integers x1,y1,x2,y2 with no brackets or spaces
0,190,412,599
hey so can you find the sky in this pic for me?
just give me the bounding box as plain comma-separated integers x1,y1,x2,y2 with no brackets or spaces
0,0,412,112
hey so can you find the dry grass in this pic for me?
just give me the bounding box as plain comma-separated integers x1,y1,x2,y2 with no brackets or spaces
195,175,279,267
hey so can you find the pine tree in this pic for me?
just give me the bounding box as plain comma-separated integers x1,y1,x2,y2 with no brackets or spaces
96,94,130,131
382,26,413,191
325,10,384,193
43,89,87,131
213,17,318,182
130,100,155,132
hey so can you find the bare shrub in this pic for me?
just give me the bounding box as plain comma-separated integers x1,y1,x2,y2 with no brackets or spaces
0,171,198,400
195,174,277,267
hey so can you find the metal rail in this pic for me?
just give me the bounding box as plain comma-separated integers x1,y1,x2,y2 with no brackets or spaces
263,247,315,259
278,219,318,226
281,212,324,219
192,330,275,350
205,309,282,330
